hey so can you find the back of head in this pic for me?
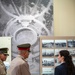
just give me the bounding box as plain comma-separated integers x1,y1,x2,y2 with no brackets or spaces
59,50,70,59
59,50,75,75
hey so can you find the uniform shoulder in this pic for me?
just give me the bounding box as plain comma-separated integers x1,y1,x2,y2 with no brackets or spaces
11,56,26,66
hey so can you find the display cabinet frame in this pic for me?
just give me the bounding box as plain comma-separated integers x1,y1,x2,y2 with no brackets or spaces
40,36,75,75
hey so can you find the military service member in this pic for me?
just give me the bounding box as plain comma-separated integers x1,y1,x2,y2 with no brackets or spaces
0,48,9,75
7,43,31,75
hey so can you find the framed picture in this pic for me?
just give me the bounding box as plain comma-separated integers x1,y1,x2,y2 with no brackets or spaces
67,40,75,48
42,40,54,48
55,40,66,48
42,49,54,57
42,67,54,75
68,49,75,56
42,58,54,66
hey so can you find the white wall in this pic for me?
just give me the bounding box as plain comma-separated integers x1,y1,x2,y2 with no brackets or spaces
54,0,75,36
0,37,11,63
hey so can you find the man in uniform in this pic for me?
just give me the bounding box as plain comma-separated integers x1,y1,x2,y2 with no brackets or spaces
7,43,31,75
0,48,9,75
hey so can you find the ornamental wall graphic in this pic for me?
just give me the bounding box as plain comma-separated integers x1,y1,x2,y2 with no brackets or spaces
0,0,53,75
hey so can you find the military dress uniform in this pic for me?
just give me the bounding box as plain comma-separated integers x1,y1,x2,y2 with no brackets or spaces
0,59,6,75
0,48,9,75
7,43,31,75
7,55,31,75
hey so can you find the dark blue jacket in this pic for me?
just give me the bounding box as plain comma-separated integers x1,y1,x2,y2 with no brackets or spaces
54,63,75,75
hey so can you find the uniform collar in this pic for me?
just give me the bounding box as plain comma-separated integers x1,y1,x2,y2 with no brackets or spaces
0,59,3,64
17,55,27,61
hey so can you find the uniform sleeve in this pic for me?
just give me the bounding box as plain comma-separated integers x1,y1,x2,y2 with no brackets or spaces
54,67,61,75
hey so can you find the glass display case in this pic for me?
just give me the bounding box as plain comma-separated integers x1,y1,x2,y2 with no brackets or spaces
40,36,75,75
